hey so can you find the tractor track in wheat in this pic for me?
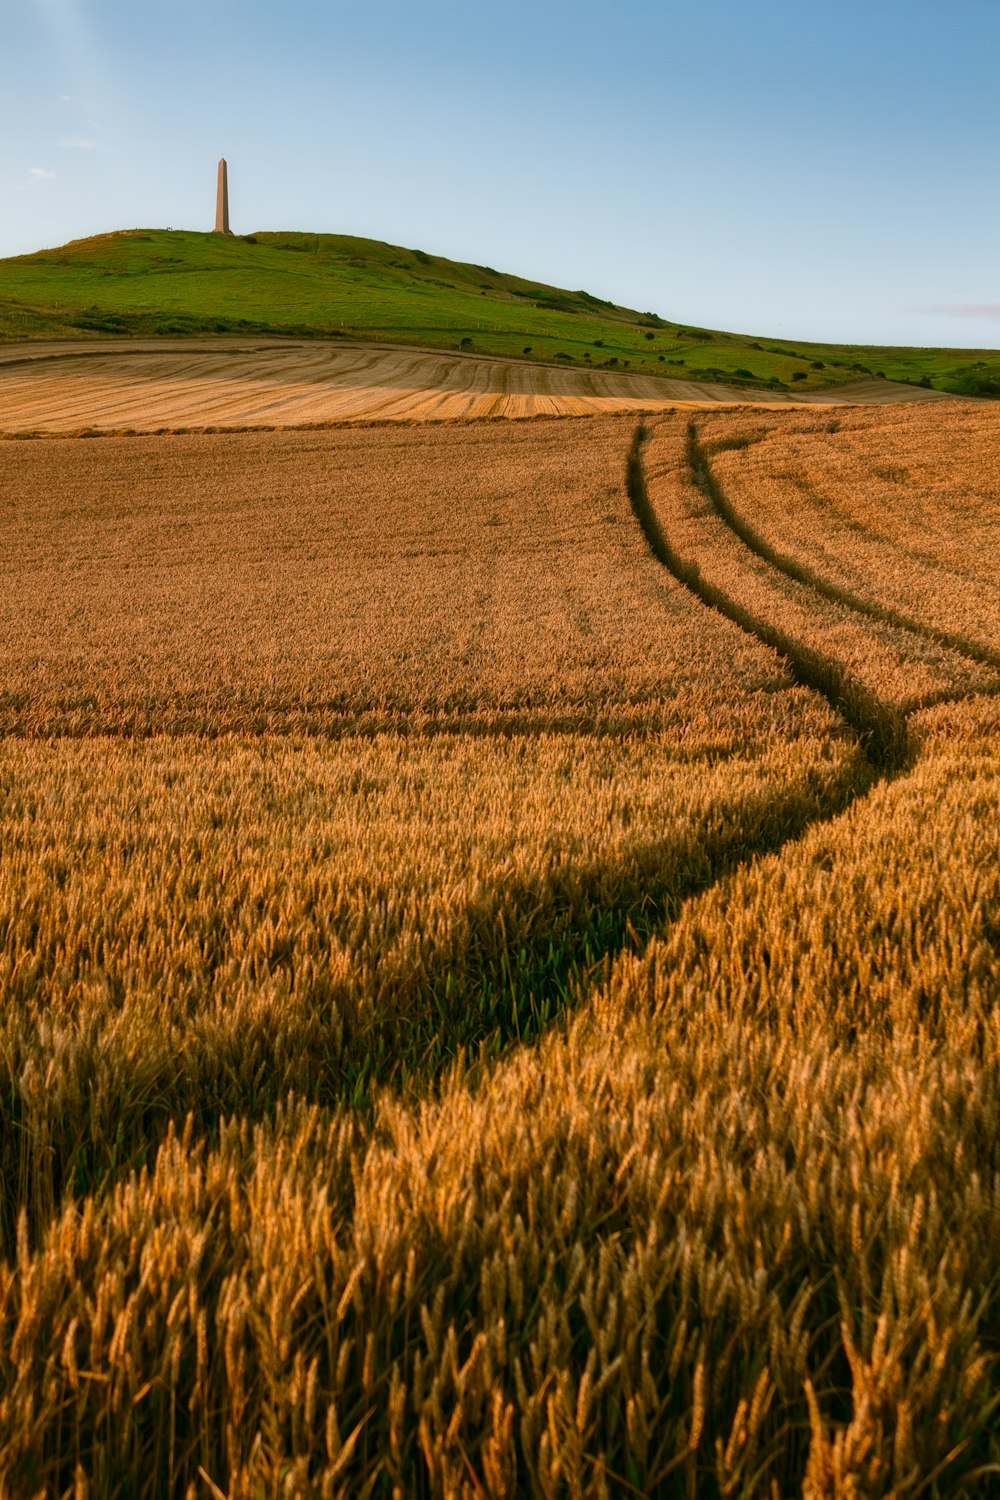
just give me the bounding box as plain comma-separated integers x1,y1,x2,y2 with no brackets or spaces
690,423,1000,678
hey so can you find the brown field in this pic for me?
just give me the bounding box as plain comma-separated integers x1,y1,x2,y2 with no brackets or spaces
0,416,812,736
2,402,1000,1497
0,338,949,434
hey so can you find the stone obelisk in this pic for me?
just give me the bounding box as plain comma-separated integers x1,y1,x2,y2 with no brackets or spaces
214,158,232,235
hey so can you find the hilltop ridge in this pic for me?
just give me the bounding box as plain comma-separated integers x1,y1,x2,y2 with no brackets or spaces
1,228,997,396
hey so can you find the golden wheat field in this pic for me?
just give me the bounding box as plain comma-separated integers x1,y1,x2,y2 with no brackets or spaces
0,339,948,434
1,401,1000,1498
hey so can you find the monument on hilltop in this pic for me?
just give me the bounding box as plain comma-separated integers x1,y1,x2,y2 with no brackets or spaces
214,158,232,235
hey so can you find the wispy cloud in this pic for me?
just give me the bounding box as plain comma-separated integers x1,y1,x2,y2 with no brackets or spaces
58,136,96,149
920,303,1000,319
27,166,57,180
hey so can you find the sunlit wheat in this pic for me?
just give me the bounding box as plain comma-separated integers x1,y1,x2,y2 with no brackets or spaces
0,411,998,1497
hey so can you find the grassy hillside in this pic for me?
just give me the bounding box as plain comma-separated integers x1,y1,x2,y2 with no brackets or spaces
2,227,998,396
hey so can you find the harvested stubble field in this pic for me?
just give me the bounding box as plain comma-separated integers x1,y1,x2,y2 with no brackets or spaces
0,339,948,436
2,404,1000,1498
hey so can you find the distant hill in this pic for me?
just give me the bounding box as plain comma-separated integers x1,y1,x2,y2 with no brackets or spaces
1,228,997,396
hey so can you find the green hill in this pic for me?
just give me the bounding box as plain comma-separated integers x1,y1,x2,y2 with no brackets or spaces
1,227,998,397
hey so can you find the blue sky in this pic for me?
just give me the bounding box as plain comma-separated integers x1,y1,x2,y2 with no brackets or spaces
4,0,999,347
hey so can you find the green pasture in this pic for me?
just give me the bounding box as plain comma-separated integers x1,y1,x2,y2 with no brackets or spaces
1,228,997,395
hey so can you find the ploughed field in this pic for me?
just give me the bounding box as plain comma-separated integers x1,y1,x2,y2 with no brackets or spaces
0,338,949,434
2,404,1000,1497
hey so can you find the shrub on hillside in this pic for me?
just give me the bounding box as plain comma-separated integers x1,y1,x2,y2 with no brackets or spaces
948,370,1000,397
